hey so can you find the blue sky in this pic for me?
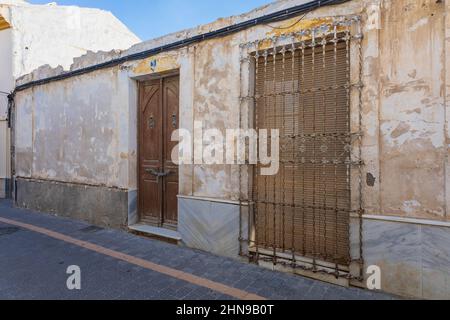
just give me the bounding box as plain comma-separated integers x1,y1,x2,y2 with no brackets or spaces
29,0,273,41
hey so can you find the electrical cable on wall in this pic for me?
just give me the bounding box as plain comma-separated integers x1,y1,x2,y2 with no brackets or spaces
264,0,349,30
264,0,324,30
265,12,310,30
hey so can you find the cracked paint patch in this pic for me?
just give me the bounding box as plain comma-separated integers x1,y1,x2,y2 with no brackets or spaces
402,200,422,215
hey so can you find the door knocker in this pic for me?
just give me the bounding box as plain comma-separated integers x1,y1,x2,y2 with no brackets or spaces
172,114,177,128
148,116,155,129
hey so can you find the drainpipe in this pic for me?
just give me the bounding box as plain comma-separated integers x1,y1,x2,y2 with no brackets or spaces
6,91,15,203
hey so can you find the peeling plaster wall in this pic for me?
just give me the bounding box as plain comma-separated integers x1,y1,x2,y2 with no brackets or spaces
0,1,140,198
359,0,449,222
14,0,450,219
446,0,450,224
377,0,447,220
15,68,133,189
191,36,241,200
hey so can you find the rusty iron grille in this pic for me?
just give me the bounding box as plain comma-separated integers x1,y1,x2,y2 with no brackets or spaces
238,17,364,280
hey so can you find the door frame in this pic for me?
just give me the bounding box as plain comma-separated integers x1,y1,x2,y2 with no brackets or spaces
136,71,180,230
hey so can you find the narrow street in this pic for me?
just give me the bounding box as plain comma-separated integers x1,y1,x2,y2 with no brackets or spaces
0,200,394,300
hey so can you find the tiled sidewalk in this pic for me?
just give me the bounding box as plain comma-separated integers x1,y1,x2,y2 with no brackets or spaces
0,200,395,300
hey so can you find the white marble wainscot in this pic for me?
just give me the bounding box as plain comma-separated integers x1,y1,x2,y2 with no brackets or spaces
178,196,242,258
353,215,450,299
127,189,138,226
421,225,450,299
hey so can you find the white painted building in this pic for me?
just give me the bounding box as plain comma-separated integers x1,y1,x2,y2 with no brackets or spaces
0,0,140,197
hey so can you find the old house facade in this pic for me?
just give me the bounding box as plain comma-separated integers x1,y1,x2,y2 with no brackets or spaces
0,0,140,198
10,0,450,299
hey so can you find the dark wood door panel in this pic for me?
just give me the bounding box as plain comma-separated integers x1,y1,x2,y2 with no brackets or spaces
141,81,162,163
140,174,161,222
163,76,180,165
139,80,163,222
138,75,179,229
163,179,179,228
162,75,179,228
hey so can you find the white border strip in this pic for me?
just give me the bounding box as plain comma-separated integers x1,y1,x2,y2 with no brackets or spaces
178,195,450,228
177,195,248,206
178,196,450,228
350,213,450,228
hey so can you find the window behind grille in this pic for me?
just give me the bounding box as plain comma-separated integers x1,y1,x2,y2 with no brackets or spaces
253,41,351,266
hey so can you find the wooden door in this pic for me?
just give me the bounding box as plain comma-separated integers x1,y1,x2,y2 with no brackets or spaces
139,75,179,230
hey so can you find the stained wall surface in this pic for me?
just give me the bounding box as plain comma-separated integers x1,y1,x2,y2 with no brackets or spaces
15,0,450,221
0,0,141,198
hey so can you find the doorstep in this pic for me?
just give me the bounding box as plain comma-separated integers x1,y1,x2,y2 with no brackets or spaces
128,224,182,242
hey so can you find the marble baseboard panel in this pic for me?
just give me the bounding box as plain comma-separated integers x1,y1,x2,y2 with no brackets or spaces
179,197,241,258
354,217,450,299
127,189,138,226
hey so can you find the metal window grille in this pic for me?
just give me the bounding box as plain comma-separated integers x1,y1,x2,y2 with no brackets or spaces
238,16,364,280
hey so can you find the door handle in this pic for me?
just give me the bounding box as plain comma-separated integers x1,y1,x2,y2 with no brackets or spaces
172,114,177,128
148,116,155,129
145,169,172,182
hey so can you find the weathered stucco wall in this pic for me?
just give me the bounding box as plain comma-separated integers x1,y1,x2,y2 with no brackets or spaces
379,0,447,220
0,0,141,198
360,0,449,222
15,68,134,189
14,0,450,219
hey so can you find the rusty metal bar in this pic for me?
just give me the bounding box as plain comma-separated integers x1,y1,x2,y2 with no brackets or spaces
333,23,340,277
281,45,287,254
300,38,307,259
272,44,278,264
290,40,297,266
321,32,328,261
254,47,261,262
311,28,317,272
356,20,365,279
263,50,269,250
345,28,352,266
